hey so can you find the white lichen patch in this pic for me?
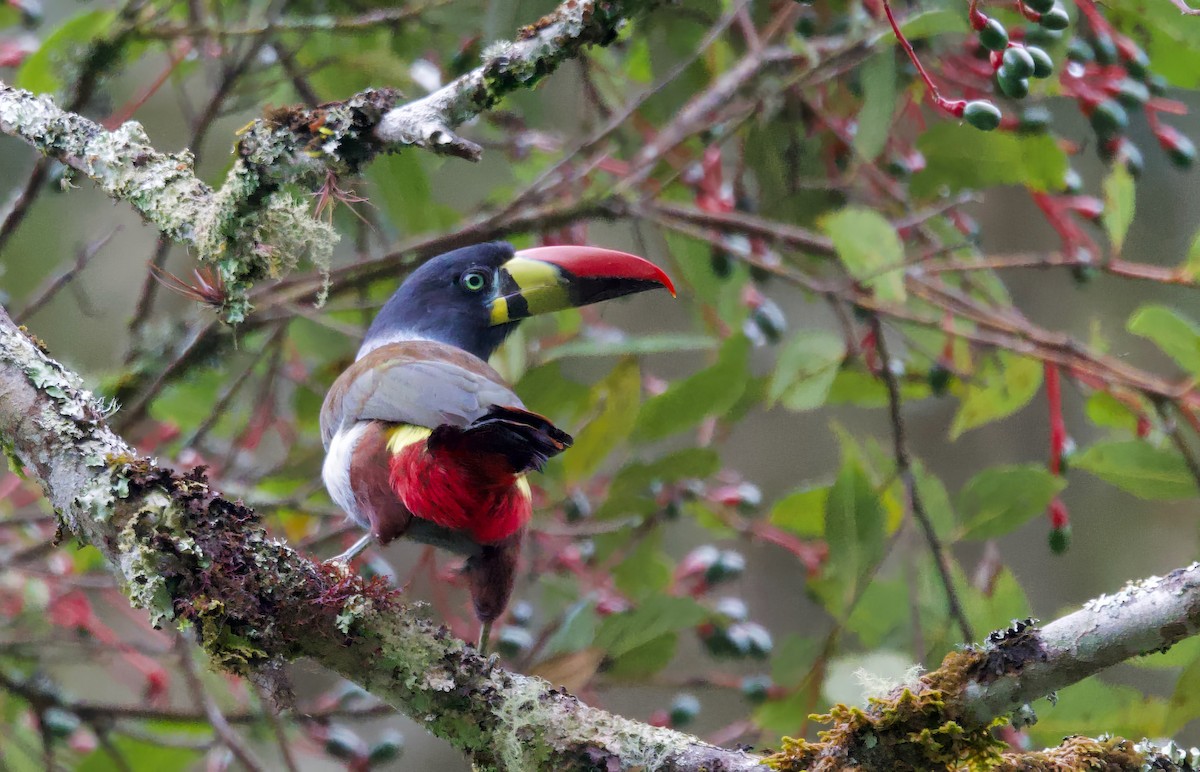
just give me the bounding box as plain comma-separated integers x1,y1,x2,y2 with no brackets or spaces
423,669,456,692
336,593,373,634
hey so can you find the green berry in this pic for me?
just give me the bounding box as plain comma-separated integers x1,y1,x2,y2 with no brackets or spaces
710,248,735,278
997,69,1030,99
962,100,1002,131
1123,45,1151,80
715,596,749,621
510,600,534,627
751,300,787,344
1039,4,1070,30
325,726,364,761
1027,46,1054,79
735,622,774,659
1066,38,1094,64
1165,133,1197,169
1025,0,1055,11
741,675,773,704
1003,47,1036,79
497,625,534,658
564,490,591,521
1071,264,1096,285
1115,79,1149,110
1048,524,1071,554
1119,141,1145,178
1091,34,1117,65
1024,24,1063,45
1089,99,1128,141
928,363,953,395
1017,105,1052,134
704,550,747,584
978,18,1009,51
1062,167,1083,194
669,693,701,726
367,731,406,766
40,708,80,740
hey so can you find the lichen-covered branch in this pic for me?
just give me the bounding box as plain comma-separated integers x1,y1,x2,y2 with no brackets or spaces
374,0,656,160
765,569,1200,770
960,563,1200,724
0,0,654,324
0,79,336,324
0,307,762,772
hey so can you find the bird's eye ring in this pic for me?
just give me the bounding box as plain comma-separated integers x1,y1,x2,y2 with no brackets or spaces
460,270,488,292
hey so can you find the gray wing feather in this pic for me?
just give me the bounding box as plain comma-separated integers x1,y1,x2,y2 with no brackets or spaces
321,357,522,449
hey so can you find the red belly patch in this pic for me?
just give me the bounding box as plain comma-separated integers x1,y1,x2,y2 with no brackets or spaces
388,442,531,545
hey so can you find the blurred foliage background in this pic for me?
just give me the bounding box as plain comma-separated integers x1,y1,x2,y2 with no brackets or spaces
3,0,1200,769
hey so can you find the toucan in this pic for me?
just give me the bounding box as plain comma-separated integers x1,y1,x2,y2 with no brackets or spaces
320,241,674,649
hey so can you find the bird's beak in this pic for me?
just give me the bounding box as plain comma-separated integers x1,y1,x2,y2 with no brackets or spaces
489,246,676,325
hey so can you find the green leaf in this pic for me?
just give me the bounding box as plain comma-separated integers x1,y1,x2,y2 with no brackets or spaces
148,369,228,431
77,737,202,772
822,207,906,302
1085,391,1140,433
770,486,829,537
846,577,909,648
1127,304,1200,376
515,362,591,424
1167,654,1200,733
16,10,116,95
1031,679,1167,743
1102,164,1135,252
824,448,885,605
852,52,896,161
605,632,679,678
912,460,955,539
900,8,969,38
950,352,1042,439
613,532,672,600
767,330,845,411
1181,226,1200,280
541,598,599,657
957,465,1065,539
771,633,820,686
912,122,1068,196
542,334,716,361
594,596,706,657
1073,440,1199,500
632,334,751,442
369,152,459,235
563,359,641,481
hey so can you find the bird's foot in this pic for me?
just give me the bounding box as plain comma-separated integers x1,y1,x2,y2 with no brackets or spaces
325,534,375,567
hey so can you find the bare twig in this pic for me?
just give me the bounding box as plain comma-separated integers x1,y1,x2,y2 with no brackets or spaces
176,634,267,772
870,315,975,644
15,228,118,323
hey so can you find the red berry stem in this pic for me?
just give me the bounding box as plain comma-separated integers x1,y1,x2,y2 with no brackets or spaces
882,0,967,116
1045,362,1066,475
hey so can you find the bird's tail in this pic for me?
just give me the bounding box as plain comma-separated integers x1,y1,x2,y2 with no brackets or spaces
429,406,573,475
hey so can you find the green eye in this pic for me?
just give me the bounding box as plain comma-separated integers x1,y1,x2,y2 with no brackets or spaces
460,271,488,292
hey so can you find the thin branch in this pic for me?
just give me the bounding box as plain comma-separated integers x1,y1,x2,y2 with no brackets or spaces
870,316,975,643
15,228,117,323
176,635,266,772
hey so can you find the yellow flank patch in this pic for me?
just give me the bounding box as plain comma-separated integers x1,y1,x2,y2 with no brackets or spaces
516,476,532,500
503,257,571,316
386,424,432,455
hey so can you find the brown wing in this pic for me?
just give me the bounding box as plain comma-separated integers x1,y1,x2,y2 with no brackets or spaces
320,340,523,450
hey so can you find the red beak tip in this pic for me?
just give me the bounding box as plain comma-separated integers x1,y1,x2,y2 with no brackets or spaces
517,245,676,295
